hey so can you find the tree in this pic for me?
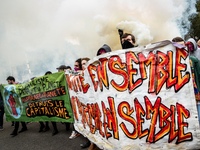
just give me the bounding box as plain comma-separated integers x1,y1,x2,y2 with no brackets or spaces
188,0,200,40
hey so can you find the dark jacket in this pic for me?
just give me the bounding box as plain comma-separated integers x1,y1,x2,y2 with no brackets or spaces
96,44,111,56
190,56,200,91
0,92,4,109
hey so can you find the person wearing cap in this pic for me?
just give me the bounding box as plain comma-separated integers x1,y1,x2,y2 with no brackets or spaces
56,65,72,78
56,65,71,72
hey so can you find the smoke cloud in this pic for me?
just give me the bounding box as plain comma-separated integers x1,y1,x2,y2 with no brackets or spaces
0,0,197,83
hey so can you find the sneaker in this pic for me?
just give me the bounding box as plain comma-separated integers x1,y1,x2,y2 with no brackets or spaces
69,131,80,139
0,126,3,130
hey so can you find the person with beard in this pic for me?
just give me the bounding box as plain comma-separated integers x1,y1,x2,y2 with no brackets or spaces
7,76,28,137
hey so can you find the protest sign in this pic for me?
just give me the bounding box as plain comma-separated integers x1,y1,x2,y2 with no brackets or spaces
1,72,73,123
67,40,200,150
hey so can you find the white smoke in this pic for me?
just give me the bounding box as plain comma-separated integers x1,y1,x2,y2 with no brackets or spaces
0,0,197,83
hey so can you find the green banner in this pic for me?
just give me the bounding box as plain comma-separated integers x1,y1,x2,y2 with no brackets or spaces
0,72,74,123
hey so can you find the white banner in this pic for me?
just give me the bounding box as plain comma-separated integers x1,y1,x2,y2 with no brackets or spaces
67,40,200,150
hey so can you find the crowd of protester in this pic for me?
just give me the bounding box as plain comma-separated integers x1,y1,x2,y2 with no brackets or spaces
1,29,200,150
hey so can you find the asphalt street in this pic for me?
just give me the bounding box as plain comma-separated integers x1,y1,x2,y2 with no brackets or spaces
0,118,88,150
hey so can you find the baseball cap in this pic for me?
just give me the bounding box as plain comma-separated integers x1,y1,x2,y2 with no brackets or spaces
56,65,68,70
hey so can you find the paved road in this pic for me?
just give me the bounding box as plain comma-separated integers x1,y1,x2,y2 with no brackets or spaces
0,118,87,150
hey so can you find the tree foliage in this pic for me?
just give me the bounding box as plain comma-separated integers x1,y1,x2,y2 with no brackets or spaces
189,0,200,40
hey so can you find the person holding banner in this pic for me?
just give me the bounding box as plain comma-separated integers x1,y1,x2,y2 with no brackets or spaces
42,71,59,136
172,37,200,125
0,91,4,130
34,73,51,133
6,77,15,127
7,76,28,137
69,58,83,139
85,46,111,150
55,66,71,134
86,45,113,150
79,57,92,149
185,38,200,125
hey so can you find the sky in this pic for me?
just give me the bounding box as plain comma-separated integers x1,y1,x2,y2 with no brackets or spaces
0,0,197,84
